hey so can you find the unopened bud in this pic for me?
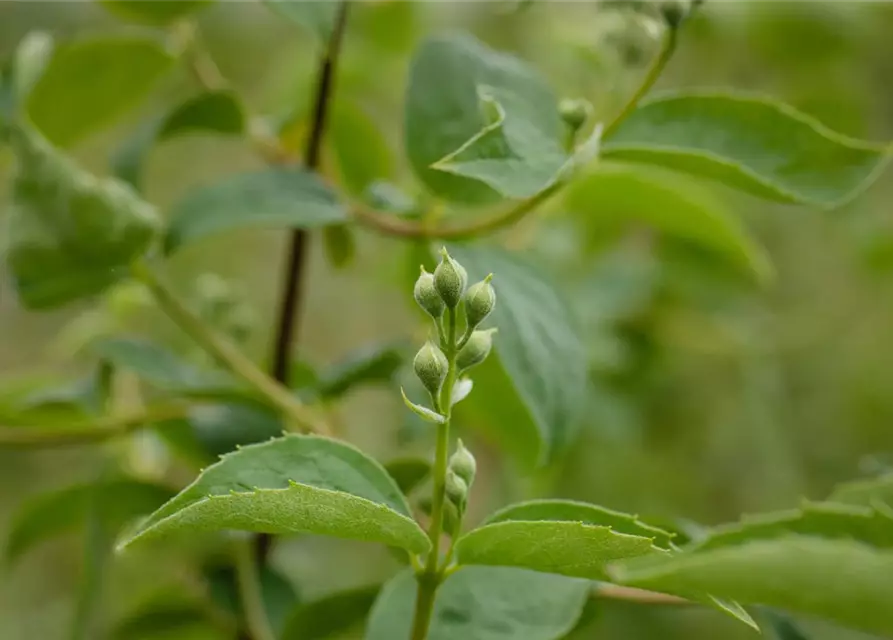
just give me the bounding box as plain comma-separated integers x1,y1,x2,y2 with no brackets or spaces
464,274,496,331
434,247,466,309
660,0,690,28
445,469,468,511
413,341,448,397
414,266,444,319
456,329,496,372
559,98,593,132
449,439,477,487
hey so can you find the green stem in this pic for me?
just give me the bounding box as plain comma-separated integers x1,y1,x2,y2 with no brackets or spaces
0,404,189,448
133,261,328,435
602,28,678,139
233,537,277,640
410,307,459,640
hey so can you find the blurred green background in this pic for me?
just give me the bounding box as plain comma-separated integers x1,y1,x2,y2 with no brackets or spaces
1,1,893,639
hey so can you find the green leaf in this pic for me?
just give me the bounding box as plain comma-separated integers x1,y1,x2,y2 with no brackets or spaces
483,500,675,549
119,435,429,554
6,479,174,563
322,224,356,269
5,126,160,309
456,520,660,580
448,244,587,465
691,501,893,551
12,31,54,102
114,90,245,190
609,536,893,637
383,458,431,495
264,0,337,41
405,33,565,204
99,0,214,25
829,472,893,509
761,610,810,640
601,92,890,207
281,584,380,640
565,163,773,283
163,402,285,462
111,594,214,640
317,344,404,400
204,562,298,637
366,567,590,640
27,36,175,147
331,101,394,196
164,168,347,253
400,387,446,424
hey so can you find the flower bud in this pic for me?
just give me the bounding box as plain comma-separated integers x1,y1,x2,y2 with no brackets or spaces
559,98,593,132
413,341,448,397
444,469,468,511
464,274,496,332
456,329,496,372
660,0,690,28
434,247,466,309
449,439,476,487
414,266,445,319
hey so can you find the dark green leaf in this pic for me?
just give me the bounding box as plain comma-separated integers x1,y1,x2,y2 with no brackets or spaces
111,595,214,640
456,520,660,580
99,0,214,25
5,126,160,309
27,36,175,146
204,563,298,637
264,0,337,40
164,168,347,253
317,344,404,400
114,90,245,190
484,500,675,549
761,610,810,640
322,224,356,269
448,244,587,465
565,163,772,282
6,479,174,562
366,567,590,640
405,33,565,204
119,435,429,553
282,584,380,640
383,458,431,495
601,92,890,207
609,536,893,637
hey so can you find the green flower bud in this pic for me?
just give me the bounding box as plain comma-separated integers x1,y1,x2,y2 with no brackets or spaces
660,0,690,28
413,266,445,319
559,98,593,132
456,329,497,372
464,274,496,332
434,247,466,309
445,469,468,511
413,341,449,397
449,439,477,487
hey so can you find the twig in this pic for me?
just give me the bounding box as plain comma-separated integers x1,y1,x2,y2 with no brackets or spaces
233,537,277,640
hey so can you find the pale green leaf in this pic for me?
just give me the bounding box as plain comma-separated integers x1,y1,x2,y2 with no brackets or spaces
99,0,214,25
281,584,380,640
383,458,430,495
118,435,429,553
692,501,893,551
483,499,675,549
828,472,893,509
27,36,175,146
401,387,446,424
5,126,160,309
264,0,337,40
609,536,893,637
451,378,473,406
405,33,564,204
456,520,660,580
164,168,347,253
331,100,394,196
114,90,245,190
565,163,773,282
601,92,890,207
448,244,587,465
365,567,590,640
6,479,174,562
13,31,54,101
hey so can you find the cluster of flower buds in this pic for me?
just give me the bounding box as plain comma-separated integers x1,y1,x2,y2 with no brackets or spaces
445,439,477,513
409,248,497,415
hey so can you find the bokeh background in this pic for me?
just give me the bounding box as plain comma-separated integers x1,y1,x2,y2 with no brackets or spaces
1,1,893,639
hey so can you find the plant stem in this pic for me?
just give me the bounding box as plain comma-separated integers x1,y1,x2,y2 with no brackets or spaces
133,261,328,435
602,28,678,139
270,0,350,384
410,307,459,640
0,404,188,448
233,537,277,640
